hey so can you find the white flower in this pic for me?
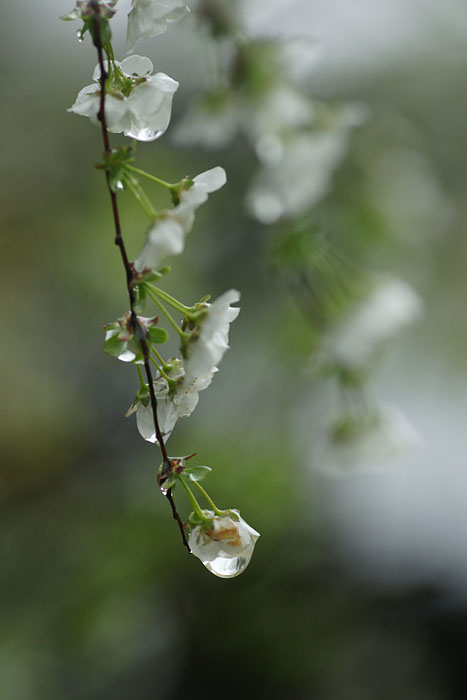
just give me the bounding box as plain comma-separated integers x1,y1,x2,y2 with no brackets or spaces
134,167,226,273
134,218,184,273
128,290,240,442
241,85,314,148
317,402,422,476
189,510,260,578
175,167,227,234
174,38,319,151
246,104,367,224
323,278,423,370
132,363,215,443
185,289,240,380
127,0,190,53
69,56,178,142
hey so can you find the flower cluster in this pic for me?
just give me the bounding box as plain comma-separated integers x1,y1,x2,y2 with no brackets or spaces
175,31,366,223
128,289,240,442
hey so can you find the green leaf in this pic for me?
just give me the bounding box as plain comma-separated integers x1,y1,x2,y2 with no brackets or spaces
103,333,125,358
185,466,212,482
149,327,169,344
161,474,178,490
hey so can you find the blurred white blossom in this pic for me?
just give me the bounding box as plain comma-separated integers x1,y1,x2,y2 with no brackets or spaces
175,37,319,150
323,278,423,371
247,103,367,223
318,402,421,476
69,56,178,141
189,510,260,578
127,0,190,53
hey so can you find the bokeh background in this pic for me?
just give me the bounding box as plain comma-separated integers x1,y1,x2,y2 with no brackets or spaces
3,0,467,698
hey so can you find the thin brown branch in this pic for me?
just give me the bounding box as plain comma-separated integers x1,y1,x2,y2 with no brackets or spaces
89,0,189,550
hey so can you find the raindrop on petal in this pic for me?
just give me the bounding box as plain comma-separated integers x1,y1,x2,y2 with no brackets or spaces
118,348,137,362
125,127,164,142
203,552,253,579
188,511,260,578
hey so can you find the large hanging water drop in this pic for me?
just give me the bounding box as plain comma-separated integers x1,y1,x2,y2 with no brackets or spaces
188,511,260,579
202,551,254,579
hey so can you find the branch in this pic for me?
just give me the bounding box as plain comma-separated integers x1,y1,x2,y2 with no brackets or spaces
90,0,189,550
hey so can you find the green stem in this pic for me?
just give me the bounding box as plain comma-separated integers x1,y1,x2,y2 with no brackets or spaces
192,480,226,516
150,352,174,385
179,476,212,522
148,285,193,315
136,364,146,391
127,165,176,191
126,178,157,218
146,288,190,340
152,345,172,372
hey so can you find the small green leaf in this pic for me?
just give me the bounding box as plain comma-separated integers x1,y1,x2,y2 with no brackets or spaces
149,327,169,344
185,466,212,482
104,333,125,358
161,474,178,490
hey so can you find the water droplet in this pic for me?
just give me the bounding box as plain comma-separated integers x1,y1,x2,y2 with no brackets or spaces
76,30,84,43
189,511,260,578
203,553,252,579
125,127,164,142
118,348,137,362
115,180,124,191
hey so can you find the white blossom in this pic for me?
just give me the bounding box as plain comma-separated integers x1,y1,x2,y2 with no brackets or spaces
316,402,422,476
189,510,260,578
185,289,240,379
128,290,240,442
69,56,178,142
175,85,313,152
175,167,227,234
134,167,226,273
134,218,184,273
174,38,319,150
132,364,215,443
323,278,423,370
127,0,190,53
246,104,368,224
